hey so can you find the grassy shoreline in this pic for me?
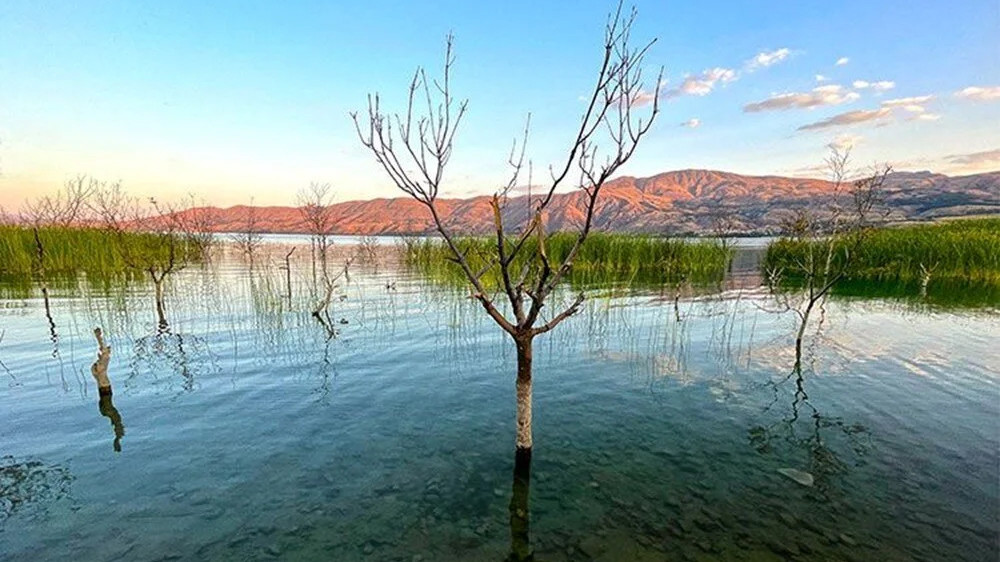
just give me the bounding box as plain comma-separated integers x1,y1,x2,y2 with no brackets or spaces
763,218,1000,286
404,232,734,290
0,226,204,278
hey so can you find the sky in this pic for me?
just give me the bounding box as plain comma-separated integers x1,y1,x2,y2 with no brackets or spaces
1,0,998,210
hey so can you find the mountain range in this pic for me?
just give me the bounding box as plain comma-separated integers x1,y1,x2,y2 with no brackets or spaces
169,169,1000,235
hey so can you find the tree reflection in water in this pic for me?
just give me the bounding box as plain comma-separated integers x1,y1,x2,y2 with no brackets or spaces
749,358,872,497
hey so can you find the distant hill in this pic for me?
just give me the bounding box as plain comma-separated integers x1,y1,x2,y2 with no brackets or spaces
165,169,1000,235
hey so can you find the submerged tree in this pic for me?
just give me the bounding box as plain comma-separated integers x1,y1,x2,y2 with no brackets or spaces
20,175,100,348
92,182,194,329
765,148,890,367
353,2,660,461
232,200,264,270
298,182,337,283
91,327,125,452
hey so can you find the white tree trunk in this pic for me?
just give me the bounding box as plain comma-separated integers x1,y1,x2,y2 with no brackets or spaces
515,337,533,451
91,328,112,393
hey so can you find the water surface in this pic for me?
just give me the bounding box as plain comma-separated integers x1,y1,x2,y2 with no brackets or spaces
1,244,997,561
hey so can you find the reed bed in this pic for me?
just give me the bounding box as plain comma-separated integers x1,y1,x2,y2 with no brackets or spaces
764,218,1000,286
405,232,733,290
0,226,204,280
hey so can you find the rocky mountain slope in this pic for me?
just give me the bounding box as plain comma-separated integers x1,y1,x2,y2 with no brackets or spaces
168,169,1000,235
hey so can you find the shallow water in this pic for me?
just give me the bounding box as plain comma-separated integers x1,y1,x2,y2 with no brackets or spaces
1,246,998,561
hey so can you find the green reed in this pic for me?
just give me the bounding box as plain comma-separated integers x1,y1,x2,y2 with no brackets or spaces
404,232,733,291
764,218,1000,305
0,225,204,287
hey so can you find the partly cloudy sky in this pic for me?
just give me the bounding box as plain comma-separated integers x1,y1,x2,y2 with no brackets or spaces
0,0,998,208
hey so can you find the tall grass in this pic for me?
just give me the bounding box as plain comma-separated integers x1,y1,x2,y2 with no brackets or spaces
405,232,733,290
764,218,1000,284
763,218,1000,306
0,225,203,284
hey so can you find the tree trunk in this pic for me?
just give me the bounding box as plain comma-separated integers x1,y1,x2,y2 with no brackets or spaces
515,336,533,452
508,447,533,561
795,298,815,369
153,275,168,329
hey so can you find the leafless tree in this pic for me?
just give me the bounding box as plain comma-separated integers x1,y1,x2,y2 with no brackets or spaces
174,194,220,262
92,183,189,329
231,200,263,270
19,176,100,344
353,1,660,466
297,182,337,283
766,147,891,367
312,257,353,340
21,175,97,228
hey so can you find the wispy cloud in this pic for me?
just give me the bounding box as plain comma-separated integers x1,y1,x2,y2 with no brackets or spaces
835,57,850,66
815,74,828,82
881,95,934,107
680,118,700,128
743,85,859,112
665,67,737,98
852,80,895,92
910,113,941,121
880,95,936,115
828,133,863,150
745,48,791,71
946,148,1000,165
954,86,1000,101
797,107,892,130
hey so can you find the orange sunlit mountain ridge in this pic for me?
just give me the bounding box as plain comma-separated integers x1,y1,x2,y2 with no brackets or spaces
161,169,1000,235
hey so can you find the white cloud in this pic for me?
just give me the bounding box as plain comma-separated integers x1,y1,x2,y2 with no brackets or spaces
680,118,701,128
835,57,850,66
828,134,863,150
665,67,737,98
798,107,892,130
746,48,791,71
879,95,936,116
853,80,895,92
881,95,935,107
815,74,828,82
744,85,860,112
910,113,941,121
954,86,1000,101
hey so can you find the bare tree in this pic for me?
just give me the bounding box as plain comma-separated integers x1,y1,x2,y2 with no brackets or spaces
174,194,220,262
353,2,660,463
232,200,263,270
92,183,189,329
766,147,890,367
19,176,99,345
21,175,97,228
297,182,337,282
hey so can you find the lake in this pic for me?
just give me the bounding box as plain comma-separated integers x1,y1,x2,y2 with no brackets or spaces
1,240,997,561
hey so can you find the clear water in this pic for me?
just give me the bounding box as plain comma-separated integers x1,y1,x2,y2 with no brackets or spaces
1,246,997,561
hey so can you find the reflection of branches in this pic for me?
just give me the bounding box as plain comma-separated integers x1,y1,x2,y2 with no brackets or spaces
507,449,533,561
312,340,337,404
0,330,15,384
128,327,216,393
749,363,871,497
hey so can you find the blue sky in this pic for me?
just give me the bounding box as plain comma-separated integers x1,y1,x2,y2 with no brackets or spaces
1,0,998,208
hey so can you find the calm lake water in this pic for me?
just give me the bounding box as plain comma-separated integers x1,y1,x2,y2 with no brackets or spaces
1,241,997,561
